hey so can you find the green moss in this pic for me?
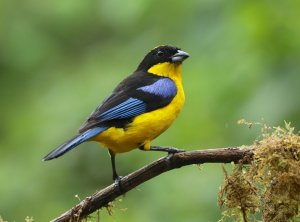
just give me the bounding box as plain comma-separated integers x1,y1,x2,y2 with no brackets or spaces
219,122,300,222
218,164,259,222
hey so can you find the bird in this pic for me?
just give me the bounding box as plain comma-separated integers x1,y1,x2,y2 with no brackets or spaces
43,45,189,182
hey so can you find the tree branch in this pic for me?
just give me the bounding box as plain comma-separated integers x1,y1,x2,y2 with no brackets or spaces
51,146,253,222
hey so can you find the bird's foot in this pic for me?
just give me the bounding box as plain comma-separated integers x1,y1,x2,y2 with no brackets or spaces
113,175,124,194
149,146,185,154
166,147,185,154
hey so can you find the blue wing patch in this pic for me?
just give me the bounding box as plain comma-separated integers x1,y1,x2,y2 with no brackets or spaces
97,97,146,121
137,78,177,98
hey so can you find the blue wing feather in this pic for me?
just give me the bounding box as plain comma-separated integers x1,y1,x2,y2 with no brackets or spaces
97,97,146,121
137,78,177,98
96,78,176,122
79,76,177,132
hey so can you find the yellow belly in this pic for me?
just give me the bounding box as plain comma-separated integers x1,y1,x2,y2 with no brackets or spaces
92,62,185,153
92,90,184,153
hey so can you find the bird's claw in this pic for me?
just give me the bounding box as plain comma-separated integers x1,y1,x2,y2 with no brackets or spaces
167,147,185,154
113,176,124,193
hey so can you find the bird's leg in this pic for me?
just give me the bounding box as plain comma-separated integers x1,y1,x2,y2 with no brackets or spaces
109,149,119,180
108,149,123,193
150,146,185,153
139,145,185,154
139,145,185,169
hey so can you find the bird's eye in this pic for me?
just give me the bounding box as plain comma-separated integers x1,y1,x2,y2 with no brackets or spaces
157,51,164,57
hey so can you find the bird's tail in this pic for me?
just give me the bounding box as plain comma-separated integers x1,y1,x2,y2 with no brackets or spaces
43,127,107,161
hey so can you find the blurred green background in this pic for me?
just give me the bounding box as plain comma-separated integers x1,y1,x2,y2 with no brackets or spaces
1,0,299,221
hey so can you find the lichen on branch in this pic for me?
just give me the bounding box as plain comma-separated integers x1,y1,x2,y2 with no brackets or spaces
219,122,300,222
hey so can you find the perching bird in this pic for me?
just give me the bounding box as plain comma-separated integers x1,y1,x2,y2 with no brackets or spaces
43,45,189,181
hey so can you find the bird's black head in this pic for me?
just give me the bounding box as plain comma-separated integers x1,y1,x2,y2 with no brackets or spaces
137,45,189,71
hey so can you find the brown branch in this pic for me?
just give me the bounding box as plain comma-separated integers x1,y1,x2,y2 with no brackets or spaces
51,146,253,222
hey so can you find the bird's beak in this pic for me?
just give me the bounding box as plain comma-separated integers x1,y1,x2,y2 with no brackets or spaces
171,50,190,62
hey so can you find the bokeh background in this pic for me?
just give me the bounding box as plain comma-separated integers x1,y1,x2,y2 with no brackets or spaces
1,0,299,221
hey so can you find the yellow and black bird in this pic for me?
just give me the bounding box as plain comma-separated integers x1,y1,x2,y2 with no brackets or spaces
43,45,189,181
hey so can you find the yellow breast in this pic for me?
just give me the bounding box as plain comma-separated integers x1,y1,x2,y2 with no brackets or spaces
92,62,185,153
